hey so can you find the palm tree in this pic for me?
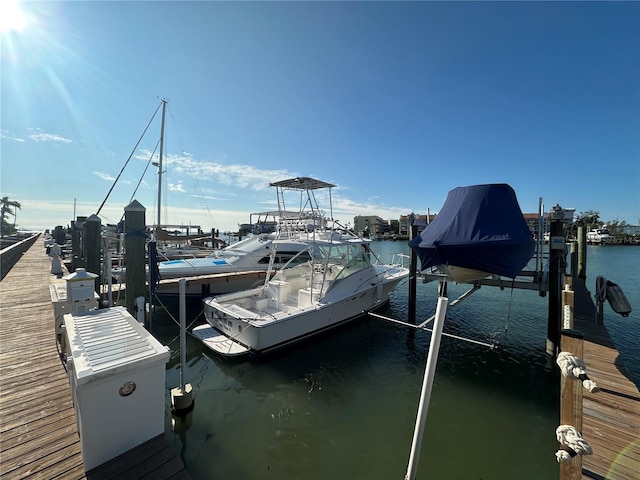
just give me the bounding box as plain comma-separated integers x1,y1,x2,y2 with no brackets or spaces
0,196,21,237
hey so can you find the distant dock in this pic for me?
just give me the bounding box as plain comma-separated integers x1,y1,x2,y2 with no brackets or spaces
0,237,190,479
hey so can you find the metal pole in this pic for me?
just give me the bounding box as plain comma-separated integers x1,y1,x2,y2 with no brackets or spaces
148,240,158,333
536,197,543,277
408,223,418,324
105,247,113,307
157,99,167,239
179,278,187,392
405,295,449,480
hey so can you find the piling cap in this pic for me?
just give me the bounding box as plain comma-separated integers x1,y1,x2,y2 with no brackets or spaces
63,268,98,282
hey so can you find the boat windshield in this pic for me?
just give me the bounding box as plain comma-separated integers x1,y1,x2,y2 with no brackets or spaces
312,243,371,284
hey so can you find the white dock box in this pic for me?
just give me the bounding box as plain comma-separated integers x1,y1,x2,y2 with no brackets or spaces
63,306,170,472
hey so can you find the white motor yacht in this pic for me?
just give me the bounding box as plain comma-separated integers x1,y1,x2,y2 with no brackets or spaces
194,177,409,356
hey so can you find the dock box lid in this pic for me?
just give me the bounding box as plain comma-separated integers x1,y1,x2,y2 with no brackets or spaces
64,306,170,385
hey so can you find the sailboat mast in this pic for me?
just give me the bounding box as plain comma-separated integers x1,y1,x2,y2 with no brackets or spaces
157,98,167,239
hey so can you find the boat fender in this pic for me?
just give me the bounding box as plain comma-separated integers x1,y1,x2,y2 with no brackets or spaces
605,280,632,317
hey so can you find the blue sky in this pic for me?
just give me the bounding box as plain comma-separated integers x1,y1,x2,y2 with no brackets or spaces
1,1,638,232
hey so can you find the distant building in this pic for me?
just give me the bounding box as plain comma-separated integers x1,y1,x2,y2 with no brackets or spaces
620,225,640,235
398,214,436,237
522,213,543,236
353,216,385,237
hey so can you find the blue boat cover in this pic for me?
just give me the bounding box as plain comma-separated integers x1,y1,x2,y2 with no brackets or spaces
408,184,535,278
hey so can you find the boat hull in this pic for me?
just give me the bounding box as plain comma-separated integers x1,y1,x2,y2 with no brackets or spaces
201,267,407,356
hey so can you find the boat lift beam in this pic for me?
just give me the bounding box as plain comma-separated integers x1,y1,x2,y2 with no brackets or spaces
420,272,548,293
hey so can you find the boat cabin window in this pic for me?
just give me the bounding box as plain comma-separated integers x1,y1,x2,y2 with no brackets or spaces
258,251,312,265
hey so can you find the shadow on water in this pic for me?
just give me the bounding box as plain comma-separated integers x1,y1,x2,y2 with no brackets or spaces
156,282,560,479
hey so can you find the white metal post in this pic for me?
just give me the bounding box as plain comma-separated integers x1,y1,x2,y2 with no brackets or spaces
405,295,449,480
179,278,186,391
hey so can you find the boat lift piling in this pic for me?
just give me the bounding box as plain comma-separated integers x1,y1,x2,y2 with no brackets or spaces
546,204,573,357
124,200,147,319
84,214,102,294
408,216,418,324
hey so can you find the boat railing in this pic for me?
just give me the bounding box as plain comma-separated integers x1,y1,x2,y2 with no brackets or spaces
375,253,410,269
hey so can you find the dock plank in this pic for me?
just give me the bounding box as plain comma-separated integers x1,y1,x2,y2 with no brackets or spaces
0,237,190,480
571,278,640,480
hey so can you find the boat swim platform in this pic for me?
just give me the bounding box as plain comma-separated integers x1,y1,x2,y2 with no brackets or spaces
0,237,190,479
571,277,639,480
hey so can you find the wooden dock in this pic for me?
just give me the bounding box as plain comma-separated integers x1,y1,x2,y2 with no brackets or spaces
571,278,639,480
0,237,190,479
2,237,638,480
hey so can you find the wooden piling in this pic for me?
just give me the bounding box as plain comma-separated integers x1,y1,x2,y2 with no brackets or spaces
559,329,585,480
71,216,87,272
562,277,574,330
577,226,586,279
547,218,564,356
84,214,102,294
569,242,578,280
124,200,147,317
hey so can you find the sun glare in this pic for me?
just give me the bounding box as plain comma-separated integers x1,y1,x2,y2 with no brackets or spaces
0,0,27,33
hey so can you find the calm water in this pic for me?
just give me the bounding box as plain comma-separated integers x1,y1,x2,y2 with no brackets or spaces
154,242,638,479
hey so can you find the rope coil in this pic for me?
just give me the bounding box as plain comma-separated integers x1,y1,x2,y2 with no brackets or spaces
556,351,600,392
555,425,592,462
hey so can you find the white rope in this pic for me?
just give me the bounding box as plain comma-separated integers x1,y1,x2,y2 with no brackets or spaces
555,425,592,462
556,351,600,392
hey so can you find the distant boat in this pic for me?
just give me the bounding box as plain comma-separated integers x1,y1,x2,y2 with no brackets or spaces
194,177,410,357
156,232,310,279
586,228,614,245
408,184,535,283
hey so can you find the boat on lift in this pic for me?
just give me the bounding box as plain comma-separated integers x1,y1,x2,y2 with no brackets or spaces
409,184,536,283
193,177,410,357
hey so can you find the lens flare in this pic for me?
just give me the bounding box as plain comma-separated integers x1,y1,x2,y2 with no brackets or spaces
0,0,26,32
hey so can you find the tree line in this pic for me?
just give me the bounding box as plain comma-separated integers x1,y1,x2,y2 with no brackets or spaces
570,210,636,238
0,196,22,237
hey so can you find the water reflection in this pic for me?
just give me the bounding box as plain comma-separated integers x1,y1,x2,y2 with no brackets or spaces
154,240,572,479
